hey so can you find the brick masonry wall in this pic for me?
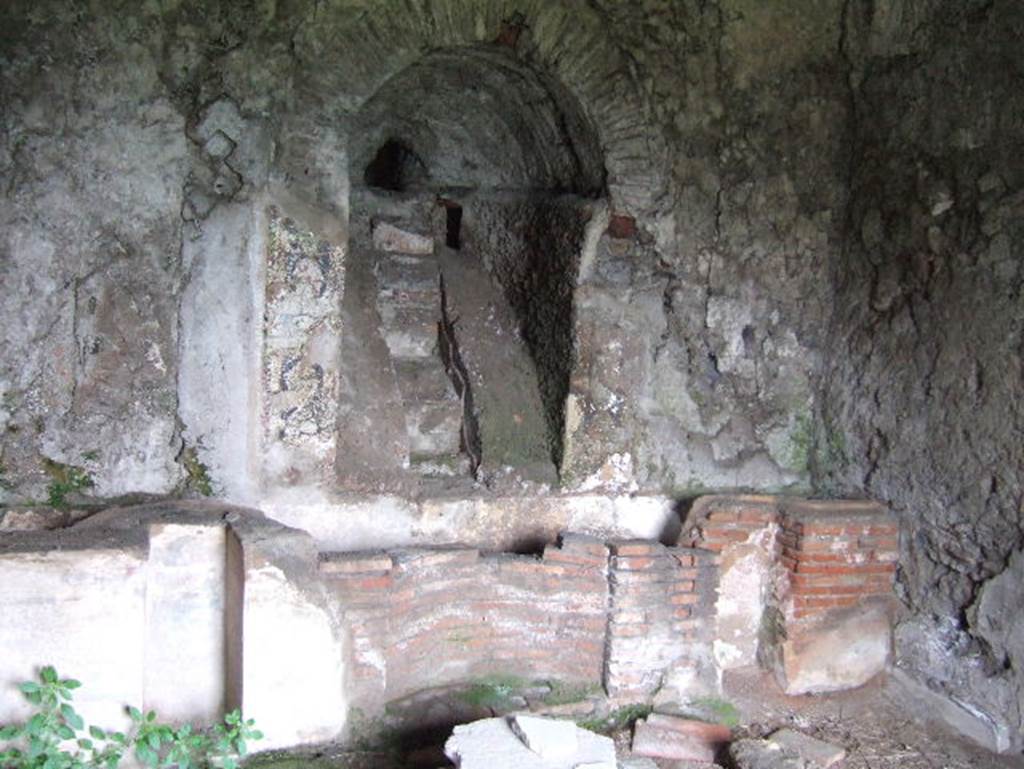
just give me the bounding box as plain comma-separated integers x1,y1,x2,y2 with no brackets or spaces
320,495,898,716
681,494,779,552
605,541,718,698
683,495,898,623
320,534,611,711
777,499,898,621
320,532,719,713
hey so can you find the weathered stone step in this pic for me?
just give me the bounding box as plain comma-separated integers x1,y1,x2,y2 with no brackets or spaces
372,220,434,255
376,287,440,311
374,253,440,291
377,303,439,332
394,359,457,402
382,322,439,359
406,401,462,456
409,453,472,477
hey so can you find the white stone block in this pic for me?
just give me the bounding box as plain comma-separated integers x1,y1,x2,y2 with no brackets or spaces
372,221,434,254
511,715,579,760
143,524,226,724
446,717,616,769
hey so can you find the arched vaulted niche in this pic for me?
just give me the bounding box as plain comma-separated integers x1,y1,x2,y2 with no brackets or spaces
340,45,607,490
350,46,605,195
264,1,669,495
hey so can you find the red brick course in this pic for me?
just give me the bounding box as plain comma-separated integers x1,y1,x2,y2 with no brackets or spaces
604,540,717,698
777,499,898,620
323,496,898,716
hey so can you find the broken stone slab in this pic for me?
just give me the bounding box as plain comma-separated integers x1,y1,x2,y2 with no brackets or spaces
767,730,845,768
631,714,731,763
372,220,434,254
511,715,579,760
445,716,616,769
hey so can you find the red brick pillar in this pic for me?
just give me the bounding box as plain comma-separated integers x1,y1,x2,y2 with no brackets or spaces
766,499,899,694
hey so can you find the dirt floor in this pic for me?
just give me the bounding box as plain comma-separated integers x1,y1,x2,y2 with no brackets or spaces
716,667,1024,769
247,668,1024,769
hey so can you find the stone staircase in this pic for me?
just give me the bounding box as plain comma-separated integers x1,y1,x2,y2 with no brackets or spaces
371,226,468,477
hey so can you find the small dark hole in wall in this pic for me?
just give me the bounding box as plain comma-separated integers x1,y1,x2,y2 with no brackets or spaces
742,324,756,355
364,138,427,191
446,204,463,250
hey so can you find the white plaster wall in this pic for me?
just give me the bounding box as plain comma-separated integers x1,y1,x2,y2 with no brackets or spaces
240,562,346,748
177,202,265,504
143,524,227,723
0,547,147,732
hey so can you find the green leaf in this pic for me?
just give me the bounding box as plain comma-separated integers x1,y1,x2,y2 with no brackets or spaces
20,682,41,695
222,759,236,769
249,730,263,741
236,739,247,756
40,667,58,685
0,725,21,740
57,726,75,741
28,714,47,736
88,727,106,741
145,712,156,724
60,705,84,731
136,746,156,768
77,739,93,750
26,691,43,706
128,708,142,723
146,733,160,751
60,680,82,691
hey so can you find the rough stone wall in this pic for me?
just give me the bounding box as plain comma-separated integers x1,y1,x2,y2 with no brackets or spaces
597,0,851,495
0,0,852,504
819,0,1024,746
4,4,1019,747
0,4,189,499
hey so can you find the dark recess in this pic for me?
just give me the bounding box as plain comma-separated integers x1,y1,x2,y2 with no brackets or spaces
364,138,428,191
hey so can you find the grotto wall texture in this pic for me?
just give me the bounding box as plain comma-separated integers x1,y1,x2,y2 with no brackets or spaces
0,0,1022,753
0,0,849,504
819,0,1024,750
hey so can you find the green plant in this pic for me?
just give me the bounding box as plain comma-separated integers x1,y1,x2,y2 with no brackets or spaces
180,448,214,498
42,461,94,509
688,696,741,728
0,667,261,769
576,703,652,735
541,681,602,707
456,675,528,710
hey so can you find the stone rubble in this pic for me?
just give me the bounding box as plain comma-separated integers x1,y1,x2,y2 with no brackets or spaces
730,729,846,769
444,716,617,769
766,730,845,768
